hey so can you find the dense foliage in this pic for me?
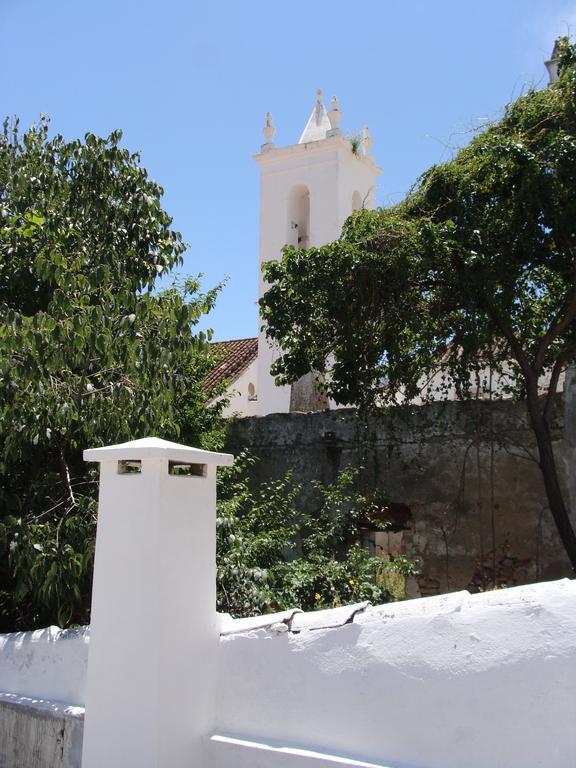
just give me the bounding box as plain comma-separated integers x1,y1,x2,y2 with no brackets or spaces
0,119,225,630
260,39,576,568
216,454,415,617
0,118,411,631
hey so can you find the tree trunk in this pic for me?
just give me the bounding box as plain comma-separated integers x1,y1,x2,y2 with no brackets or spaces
526,389,576,571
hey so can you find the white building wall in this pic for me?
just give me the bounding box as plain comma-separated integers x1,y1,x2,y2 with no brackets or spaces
415,362,567,405
210,358,259,418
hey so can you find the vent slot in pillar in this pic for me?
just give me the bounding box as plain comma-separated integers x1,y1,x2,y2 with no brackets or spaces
169,461,207,478
117,460,142,475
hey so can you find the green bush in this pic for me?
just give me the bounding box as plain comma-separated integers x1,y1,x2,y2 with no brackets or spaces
217,453,416,617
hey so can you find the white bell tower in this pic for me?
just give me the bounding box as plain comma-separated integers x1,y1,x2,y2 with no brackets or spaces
254,90,381,415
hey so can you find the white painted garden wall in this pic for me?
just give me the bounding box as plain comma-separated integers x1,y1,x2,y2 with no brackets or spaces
213,581,576,768
1,436,575,768
0,626,88,706
2,581,575,768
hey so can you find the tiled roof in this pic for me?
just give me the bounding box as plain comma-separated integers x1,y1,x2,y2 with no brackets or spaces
204,337,258,392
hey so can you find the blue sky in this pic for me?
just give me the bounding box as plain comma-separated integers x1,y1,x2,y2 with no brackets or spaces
2,0,575,340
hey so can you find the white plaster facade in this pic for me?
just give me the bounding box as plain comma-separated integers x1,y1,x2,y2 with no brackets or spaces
212,356,259,418
415,360,567,405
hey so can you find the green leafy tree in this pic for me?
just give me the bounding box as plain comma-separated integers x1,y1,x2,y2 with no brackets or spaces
260,39,576,569
0,118,225,629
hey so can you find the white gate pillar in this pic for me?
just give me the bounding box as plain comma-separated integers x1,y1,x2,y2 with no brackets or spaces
81,437,233,768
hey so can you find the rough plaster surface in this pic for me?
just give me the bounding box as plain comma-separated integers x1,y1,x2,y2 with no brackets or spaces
290,372,329,414
215,580,576,768
0,627,88,706
226,391,574,593
0,580,575,768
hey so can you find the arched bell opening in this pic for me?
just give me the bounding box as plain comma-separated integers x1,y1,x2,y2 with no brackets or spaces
286,184,310,249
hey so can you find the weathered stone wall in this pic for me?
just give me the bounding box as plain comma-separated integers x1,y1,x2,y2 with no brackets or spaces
0,696,83,768
225,388,575,595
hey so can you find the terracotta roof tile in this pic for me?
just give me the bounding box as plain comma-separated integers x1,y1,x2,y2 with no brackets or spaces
204,337,258,392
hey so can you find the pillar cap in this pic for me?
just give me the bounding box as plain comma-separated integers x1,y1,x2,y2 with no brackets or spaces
84,436,234,466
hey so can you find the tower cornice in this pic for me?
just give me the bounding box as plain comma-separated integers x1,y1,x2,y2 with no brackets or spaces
254,134,381,175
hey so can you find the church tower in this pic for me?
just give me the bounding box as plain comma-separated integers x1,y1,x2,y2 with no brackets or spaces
254,90,381,415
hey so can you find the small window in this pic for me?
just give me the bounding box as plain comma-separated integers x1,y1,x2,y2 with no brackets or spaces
247,382,257,401
168,461,206,478
118,460,142,475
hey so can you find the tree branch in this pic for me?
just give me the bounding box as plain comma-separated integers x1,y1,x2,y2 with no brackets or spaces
58,443,76,510
535,284,576,372
543,346,575,422
478,290,536,386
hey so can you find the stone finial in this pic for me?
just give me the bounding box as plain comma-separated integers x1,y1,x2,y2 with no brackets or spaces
314,89,324,126
362,125,372,156
327,96,341,136
262,112,276,150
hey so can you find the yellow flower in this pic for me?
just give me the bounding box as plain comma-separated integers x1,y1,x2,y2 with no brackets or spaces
349,579,355,586
314,593,321,601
